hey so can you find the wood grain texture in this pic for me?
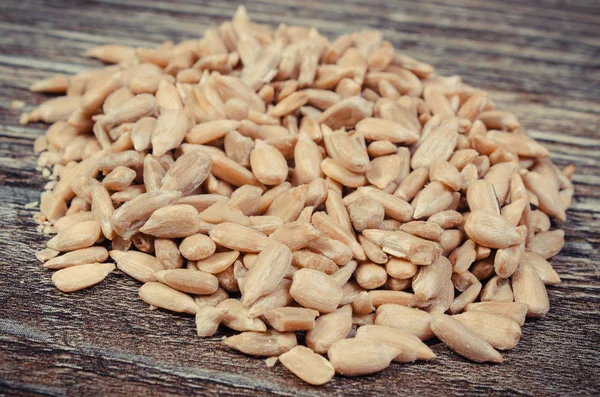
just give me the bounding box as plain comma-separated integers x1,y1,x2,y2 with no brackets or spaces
1,0,599,395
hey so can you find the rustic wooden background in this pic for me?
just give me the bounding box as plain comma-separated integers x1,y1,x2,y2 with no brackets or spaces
1,0,599,395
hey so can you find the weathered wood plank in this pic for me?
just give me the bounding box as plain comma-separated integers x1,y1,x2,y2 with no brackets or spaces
0,0,599,395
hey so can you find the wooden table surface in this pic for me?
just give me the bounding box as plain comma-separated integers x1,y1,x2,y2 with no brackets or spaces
1,0,599,395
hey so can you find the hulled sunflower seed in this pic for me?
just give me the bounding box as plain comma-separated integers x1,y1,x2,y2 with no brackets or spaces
375,304,433,340
279,345,335,386
43,246,108,270
355,324,436,362
305,304,353,354
110,250,165,282
154,269,219,295
196,306,228,337
430,313,503,363
224,330,297,357
242,242,292,306
512,262,550,317
328,337,401,377
52,263,115,292
454,311,521,350
290,268,343,313
138,281,198,314
264,306,320,332
47,220,102,252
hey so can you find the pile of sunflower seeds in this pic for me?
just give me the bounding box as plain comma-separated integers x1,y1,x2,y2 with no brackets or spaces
27,6,573,385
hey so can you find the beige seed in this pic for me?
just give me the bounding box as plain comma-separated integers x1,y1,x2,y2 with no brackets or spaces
224,130,254,167
198,200,249,226
412,256,453,302
439,229,464,256
30,74,69,93
112,190,182,239
179,234,216,261
270,221,320,251
449,239,477,274
481,276,514,302
305,178,329,208
131,117,156,151
279,345,335,386
161,150,212,195
242,243,292,307
355,263,388,290
512,262,550,317
375,304,432,340
102,166,137,191
521,251,561,285
101,94,157,130
454,311,521,350
399,221,443,241
270,91,308,117
355,117,418,144
139,282,198,314
43,247,108,270
155,238,184,270
195,306,227,337
291,250,338,275
224,330,297,357
363,229,442,266
35,248,59,263
321,158,366,188
229,185,263,216
247,279,293,318
305,305,353,354
365,154,401,189
328,337,400,377
530,209,551,233
250,139,288,185
307,235,353,266
317,96,373,129
52,263,115,293
449,271,481,314
356,324,436,363
264,307,320,332
265,185,308,223
110,250,165,283
430,313,503,363
290,268,343,313
248,215,284,235
429,161,462,191
91,185,115,240
139,204,201,238
357,187,413,222
209,151,261,187
465,302,528,326
194,288,229,309
196,251,240,274
47,220,102,252
358,234,388,264
312,212,365,260
464,210,523,249
154,269,218,295
385,258,417,279
325,189,354,236
528,229,565,259
216,298,265,331
294,134,325,184
501,198,529,226
411,120,459,170
412,181,455,219
394,167,429,202
209,222,272,253
332,261,359,287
